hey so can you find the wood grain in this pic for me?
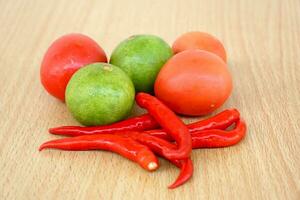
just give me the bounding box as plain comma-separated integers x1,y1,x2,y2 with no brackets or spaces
0,0,299,199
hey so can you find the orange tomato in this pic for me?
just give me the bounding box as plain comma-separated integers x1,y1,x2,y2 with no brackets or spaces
172,32,227,62
154,49,232,116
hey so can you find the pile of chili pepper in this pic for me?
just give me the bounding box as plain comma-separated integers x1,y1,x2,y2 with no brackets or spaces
40,92,247,189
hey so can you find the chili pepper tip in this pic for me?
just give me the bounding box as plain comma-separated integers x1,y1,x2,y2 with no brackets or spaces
38,145,45,151
48,128,55,134
39,143,50,151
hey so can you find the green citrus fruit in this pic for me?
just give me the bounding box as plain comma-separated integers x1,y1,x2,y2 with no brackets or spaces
65,63,135,126
110,35,173,93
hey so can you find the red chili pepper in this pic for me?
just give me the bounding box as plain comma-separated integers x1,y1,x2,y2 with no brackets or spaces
49,114,159,136
145,108,240,140
135,92,192,160
116,131,193,189
191,119,246,148
39,134,159,171
143,120,246,148
188,108,240,131
49,109,239,137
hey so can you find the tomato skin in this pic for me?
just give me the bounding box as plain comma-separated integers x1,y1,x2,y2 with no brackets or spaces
154,49,232,116
40,33,107,101
172,32,227,62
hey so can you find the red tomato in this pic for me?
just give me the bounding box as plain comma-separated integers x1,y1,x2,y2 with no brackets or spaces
172,32,227,62
40,33,107,101
154,49,232,116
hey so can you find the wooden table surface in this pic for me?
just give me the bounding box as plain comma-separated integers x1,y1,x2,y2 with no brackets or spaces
1,0,299,199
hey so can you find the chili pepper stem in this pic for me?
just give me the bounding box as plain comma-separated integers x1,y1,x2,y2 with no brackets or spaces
148,162,158,171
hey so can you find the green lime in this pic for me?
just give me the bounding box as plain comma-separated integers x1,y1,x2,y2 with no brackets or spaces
110,35,173,93
65,63,135,126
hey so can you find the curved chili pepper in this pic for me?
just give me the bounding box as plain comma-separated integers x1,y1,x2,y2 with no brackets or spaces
145,108,240,140
39,134,159,171
191,119,246,148
49,109,239,137
116,131,193,189
135,93,192,160
144,119,246,148
49,114,159,136
188,108,240,131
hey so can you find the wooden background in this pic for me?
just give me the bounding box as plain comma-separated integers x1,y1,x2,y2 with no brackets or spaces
0,0,299,199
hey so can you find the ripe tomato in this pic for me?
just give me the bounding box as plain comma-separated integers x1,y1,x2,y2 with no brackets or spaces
172,32,227,62
40,33,107,101
154,49,232,116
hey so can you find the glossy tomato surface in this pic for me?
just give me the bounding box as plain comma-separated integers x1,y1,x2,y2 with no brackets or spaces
154,49,232,116
40,33,107,101
172,32,227,62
